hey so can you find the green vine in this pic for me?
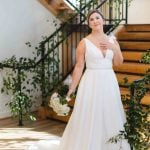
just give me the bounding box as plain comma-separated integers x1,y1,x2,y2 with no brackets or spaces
1,56,37,123
0,37,60,124
140,49,150,64
109,50,150,150
109,71,150,150
6,91,33,120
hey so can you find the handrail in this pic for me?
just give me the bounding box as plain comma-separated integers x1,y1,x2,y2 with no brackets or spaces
40,0,129,59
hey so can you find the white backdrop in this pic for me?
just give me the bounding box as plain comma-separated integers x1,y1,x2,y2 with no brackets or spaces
0,0,60,118
128,0,150,24
0,0,60,60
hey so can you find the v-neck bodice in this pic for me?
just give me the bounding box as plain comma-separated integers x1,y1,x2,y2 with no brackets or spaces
85,38,108,58
84,38,114,69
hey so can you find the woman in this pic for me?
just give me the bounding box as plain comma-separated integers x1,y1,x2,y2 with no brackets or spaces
59,9,131,150
28,10,131,150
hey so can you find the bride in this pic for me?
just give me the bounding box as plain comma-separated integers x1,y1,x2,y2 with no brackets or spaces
27,9,131,150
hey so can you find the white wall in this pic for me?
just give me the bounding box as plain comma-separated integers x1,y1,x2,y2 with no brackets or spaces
0,0,60,60
0,0,60,118
128,0,150,24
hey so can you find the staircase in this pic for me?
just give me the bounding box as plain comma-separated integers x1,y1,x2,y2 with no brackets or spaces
115,24,150,105
38,0,75,21
38,0,150,122
45,24,150,122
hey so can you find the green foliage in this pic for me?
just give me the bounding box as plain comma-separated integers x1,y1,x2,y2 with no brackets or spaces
57,83,69,97
140,49,150,64
119,77,130,87
0,38,61,123
124,76,150,149
6,91,32,117
109,50,150,150
1,55,36,68
1,56,37,122
50,82,76,105
109,71,150,149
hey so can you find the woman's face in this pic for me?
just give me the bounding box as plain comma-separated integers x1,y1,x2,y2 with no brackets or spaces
88,12,103,31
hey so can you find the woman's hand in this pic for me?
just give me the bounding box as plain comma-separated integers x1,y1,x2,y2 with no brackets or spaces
99,39,117,51
66,96,71,102
99,38,123,66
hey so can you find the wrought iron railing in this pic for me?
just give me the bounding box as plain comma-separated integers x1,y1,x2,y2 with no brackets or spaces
39,0,129,96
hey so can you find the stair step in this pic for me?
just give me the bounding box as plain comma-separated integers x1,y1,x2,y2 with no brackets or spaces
125,24,150,32
120,87,150,105
114,62,150,75
120,87,129,93
116,73,143,85
121,49,149,52
38,0,75,22
47,87,150,123
46,107,72,122
122,51,144,62
68,99,75,107
118,32,150,41
119,41,150,50
141,95,150,105
69,86,149,105
68,88,150,107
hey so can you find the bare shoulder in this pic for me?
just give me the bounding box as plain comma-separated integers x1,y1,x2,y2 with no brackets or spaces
85,34,92,40
77,38,86,51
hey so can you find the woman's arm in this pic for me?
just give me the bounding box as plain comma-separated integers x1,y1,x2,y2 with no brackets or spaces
111,39,123,66
67,39,85,97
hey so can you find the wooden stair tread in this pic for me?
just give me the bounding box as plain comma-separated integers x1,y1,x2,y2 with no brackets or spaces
120,87,130,95
68,99,75,107
120,88,150,105
38,0,75,21
117,32,150,41
119,41,150,50
141,95,150,105
125,24,150,32
46,107,71,122
117,24,150,105
116,73,143,84
122,51,144,61
114,62,150,75
121,49,149,52
47,89,149,122
68,90,150,107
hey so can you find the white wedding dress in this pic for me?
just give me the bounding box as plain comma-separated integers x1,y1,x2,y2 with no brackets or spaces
27,37,131,150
